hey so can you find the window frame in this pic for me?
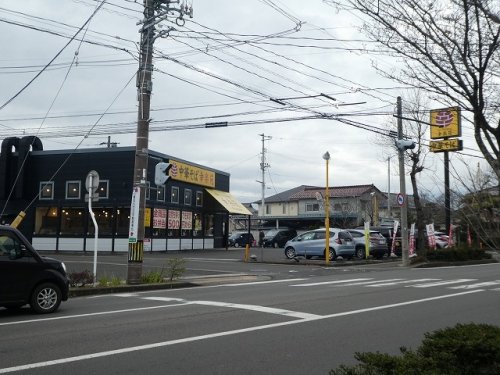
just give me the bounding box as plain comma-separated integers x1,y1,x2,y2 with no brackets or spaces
65,180,81,200
171,186,179,204
97,180,109,199
39,181,54,200
184,189,192,206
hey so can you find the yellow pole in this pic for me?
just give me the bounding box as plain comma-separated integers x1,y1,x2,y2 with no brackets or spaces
324,152,330,265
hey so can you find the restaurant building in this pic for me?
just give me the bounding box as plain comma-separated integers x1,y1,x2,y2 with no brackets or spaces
0,136,250,252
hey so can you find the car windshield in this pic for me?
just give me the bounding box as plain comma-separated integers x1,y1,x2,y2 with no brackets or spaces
229,233,243,239
265,229,279,237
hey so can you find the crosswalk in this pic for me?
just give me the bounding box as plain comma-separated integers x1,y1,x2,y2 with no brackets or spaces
289,277,500,291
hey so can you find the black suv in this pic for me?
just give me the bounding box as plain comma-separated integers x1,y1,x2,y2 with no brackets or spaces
262,229,297,248
0,225,69,313
227,232,255,247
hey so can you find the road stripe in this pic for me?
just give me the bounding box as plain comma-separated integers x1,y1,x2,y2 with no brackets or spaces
408,279,476,288
191,300,320,319
0,303,189,327
339,279,403,286
221,278,308,287
0,290,483,374
290,278,373,287
366,279,440,287
449,280,500,289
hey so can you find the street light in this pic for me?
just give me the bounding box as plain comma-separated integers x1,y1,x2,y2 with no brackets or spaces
323,151,331,265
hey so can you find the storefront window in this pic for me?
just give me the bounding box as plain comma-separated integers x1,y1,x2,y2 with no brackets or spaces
39,182,54,200
184,189,192,206
34,207,58,235
193,213,202,237
181,211,192,237
204,214,214,237
60,207,85,236
171,186,179,204
152,208,167,237
196,191,203,207
66,181,81,200
116,207,130,236
87,207,113,236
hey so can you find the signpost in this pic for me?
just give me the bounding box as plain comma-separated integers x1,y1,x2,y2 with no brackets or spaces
85,170,100,287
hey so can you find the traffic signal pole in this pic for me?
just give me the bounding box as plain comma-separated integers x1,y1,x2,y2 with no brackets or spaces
127,1,193,284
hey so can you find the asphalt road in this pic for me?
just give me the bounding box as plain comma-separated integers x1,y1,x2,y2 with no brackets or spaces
1,261,500,374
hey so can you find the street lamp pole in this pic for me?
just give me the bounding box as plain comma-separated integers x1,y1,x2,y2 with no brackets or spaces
323,151,331,265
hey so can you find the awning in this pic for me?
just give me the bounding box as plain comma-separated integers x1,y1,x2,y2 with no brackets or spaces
205,189,252,215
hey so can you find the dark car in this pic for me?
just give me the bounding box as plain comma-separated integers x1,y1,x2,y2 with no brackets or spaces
347,229,388,259
0,225,69,313
227,232,255,247
262,229,297,248
365,226,402,256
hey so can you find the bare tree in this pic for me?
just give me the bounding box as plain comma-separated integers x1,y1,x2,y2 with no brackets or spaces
325,0,500,179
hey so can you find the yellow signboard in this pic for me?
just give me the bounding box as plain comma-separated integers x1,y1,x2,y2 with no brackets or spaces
144,207,151,227
169,159,215,188
429,138,463,153
430,107,461,139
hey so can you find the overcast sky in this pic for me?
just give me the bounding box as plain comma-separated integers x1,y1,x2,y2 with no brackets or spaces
0,0,486,203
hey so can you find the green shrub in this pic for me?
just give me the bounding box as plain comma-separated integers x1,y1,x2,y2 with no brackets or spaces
68,270,94,287
427,246,491,262
329,323,500,375
165,258,186,285
110,275,122,286
141,270,165,284
98,275,110,287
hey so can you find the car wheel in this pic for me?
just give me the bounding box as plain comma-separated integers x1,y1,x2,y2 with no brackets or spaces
284,247,296,259
273,242,279,248
328,248,336,261
234,242,240,248
30,282,62,314
355,247,365,259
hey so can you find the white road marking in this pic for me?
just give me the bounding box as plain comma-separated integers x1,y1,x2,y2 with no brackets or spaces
191,300,320,319
0,290,484,374
0,303,190,327
339,279,404,286
449,280,500,289
290,278,373,287
408,279,477,288
366,279,440,287
221,278,308,287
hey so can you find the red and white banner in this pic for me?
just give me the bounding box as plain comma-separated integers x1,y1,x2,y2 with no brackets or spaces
153,208,167,229
182,211,192,230
390,220,399,255
409,223,416,257
426,223,436,250
168,210,180,230
448,225,455,247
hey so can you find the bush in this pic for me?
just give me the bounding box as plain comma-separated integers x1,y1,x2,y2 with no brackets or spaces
165,258,186,285
141,270,165,284
426,246,491,262
68,270,94,287
329,323,500,375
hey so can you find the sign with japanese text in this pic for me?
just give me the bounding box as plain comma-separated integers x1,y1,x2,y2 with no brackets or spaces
144,207,151,227
169,159,215,188
430,107,461,139
128,187,140,243
153,208,167,229
182,211,192,230
168,210,180,230
429,138,463,153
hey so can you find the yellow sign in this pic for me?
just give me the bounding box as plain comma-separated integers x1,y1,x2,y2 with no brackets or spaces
429,138,463,153
430,107,461,139
144,207,151,227
169,159,215,188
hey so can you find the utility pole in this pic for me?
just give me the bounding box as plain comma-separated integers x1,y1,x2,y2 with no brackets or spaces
127,0,192,284
397,97,410,267
257,133,271,219
387,156,391,218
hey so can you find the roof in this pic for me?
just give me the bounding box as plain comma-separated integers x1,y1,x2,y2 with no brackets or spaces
290,184,382,200
254,185,320,204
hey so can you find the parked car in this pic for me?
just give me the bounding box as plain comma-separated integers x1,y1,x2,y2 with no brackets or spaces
367,226,402,256
284,228,355,260
347,229,388,259
262,228,297,248
227,232,254,247
0,225,69,313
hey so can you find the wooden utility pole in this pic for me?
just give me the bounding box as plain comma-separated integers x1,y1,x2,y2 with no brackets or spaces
127,1,192,284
